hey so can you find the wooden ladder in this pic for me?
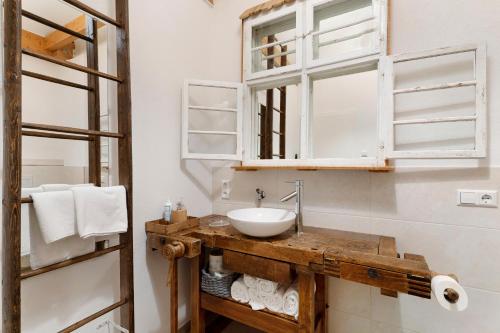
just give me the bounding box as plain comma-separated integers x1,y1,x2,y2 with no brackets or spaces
259,34,287,159
2,1,134,332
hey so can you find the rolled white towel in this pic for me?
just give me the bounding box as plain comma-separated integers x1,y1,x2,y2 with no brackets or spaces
283,283,299,319
248,287,265,311
243,274,258,289
263,285,286,313
231,277,249,304
257,278,279,295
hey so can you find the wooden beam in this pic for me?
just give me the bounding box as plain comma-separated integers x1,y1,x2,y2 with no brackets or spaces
21,14,104,61
3,0,23,330
21,29,75,61
45,15,104,52
116,0,135,330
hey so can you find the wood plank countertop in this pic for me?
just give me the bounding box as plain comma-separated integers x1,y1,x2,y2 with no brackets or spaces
146,215,434,299
167,215,381,265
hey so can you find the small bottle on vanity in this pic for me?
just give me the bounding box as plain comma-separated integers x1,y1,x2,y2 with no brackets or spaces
163,200,173,223
171,198,188,224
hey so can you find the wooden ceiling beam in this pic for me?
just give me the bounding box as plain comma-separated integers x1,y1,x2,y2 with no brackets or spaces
21,14,104,61
45,15,104,52
22,29,75,61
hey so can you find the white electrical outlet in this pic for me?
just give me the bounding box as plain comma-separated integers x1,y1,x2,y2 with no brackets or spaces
221,179,231,200
457,190,498,208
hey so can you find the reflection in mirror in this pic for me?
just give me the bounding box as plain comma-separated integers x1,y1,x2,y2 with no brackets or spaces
255,83,301,160
20,0,118,265
313,0,376,61
311,66,378,159
252,12,297,73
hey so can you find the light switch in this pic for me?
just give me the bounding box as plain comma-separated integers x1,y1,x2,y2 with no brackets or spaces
460,191,477,205
457,190,498,208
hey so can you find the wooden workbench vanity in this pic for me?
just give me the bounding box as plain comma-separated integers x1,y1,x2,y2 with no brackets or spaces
146,215,436,333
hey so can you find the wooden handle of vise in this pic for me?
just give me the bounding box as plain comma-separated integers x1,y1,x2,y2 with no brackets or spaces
163,241,186,260
164,241,185,286
164,241,185,333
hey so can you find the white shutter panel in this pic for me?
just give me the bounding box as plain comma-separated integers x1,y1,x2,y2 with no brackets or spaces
383,44,487,159
182,80,243,160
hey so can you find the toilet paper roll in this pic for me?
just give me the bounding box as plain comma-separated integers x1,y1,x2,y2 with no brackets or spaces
431,275,468,311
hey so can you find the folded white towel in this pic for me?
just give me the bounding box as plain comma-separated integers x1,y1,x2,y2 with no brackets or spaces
248,287,265,311
257,278,279,295
31,190,76,243
243,274,258,289
72,186,128,238
29,216,95,270
231,277,250,303
21,187,43,255
263,285,287,313
283,283,299,319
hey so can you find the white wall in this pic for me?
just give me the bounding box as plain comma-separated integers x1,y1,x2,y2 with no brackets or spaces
212,1,500,333
129,0,229,331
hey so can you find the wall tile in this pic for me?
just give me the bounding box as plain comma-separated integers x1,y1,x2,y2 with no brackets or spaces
329,278,372,319
370,287,500,333
371,218,500,292
329,310,371,333
370,168,500,230
303,210,372,234
370,321,418,333
276,170,372,217
212,167,281,203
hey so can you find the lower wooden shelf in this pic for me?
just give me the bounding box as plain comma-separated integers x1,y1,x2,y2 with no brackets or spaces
200,292,298,333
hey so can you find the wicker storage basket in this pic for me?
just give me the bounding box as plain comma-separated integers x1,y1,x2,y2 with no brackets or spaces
201,269,235,298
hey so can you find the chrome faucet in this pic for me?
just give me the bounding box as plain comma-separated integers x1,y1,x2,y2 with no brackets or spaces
280,180,303,236
256,188,266,207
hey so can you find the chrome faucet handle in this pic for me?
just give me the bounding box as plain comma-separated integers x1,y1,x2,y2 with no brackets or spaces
256,188,266,200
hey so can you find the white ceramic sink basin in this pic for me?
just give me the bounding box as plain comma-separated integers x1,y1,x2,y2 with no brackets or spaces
227,208,296,237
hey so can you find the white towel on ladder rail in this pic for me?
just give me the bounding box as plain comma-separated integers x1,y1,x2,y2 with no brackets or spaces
72,185,128,238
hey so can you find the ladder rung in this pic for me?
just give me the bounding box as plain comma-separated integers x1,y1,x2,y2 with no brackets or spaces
61,0,121,28
22,49,122,83
21,197,33,204
272,130,284,136
21,244,125,279
22,123,124,139
58,298,128,333
22,130,93,141
273,107,283,114
22,10,92,43
22,70,92,91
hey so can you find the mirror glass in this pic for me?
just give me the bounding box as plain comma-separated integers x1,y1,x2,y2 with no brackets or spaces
311,67,379,159
255,83,301,160
19,0,118,264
